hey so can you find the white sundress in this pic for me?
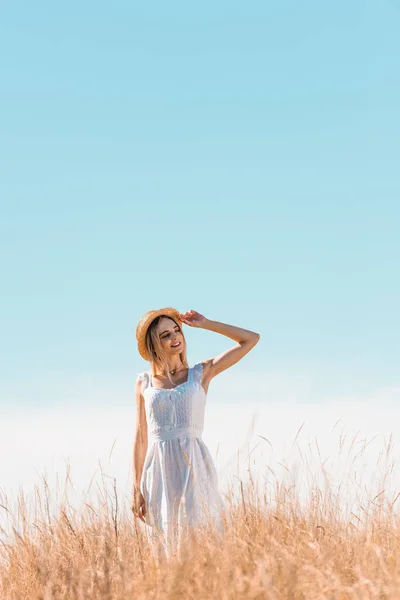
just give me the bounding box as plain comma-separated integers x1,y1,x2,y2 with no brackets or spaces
138,361,230,558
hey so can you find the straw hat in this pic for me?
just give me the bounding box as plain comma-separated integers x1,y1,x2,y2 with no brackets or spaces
136,307,182,361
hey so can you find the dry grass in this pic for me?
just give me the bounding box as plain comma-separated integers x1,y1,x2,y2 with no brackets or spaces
1,429,400,599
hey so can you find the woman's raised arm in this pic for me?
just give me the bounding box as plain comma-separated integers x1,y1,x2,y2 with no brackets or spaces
180,309,260,380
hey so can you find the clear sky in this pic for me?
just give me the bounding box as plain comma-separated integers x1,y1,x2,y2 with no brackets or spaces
1,1,399,411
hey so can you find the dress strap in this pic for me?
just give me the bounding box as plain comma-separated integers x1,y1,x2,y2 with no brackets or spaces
192,362,203,383
138,371,150,395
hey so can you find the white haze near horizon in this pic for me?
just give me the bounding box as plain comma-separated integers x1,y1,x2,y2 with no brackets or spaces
1,370,400,541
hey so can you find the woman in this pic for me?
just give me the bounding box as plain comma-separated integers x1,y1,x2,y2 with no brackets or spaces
131,307,260,559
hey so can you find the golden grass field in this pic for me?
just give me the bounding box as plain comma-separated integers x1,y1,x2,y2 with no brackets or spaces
1,428,400,599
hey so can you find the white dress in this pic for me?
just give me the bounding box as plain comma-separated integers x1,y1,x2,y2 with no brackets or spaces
138,362,230,558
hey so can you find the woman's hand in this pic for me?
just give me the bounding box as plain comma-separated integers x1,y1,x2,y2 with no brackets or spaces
131,488,147,523
180,310,208,329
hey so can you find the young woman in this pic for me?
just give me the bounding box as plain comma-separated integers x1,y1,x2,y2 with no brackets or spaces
131,307,260,559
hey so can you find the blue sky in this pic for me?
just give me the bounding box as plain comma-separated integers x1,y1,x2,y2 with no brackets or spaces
1,1,399,409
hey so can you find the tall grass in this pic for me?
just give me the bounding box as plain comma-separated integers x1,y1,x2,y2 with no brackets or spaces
1,426,400,599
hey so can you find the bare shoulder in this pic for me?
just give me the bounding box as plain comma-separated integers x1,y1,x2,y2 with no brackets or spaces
198,359,215,395
199,359,213,379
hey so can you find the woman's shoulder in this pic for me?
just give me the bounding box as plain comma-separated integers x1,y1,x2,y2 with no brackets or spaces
192,361,205,377
136,371,150,383
193,359,214,381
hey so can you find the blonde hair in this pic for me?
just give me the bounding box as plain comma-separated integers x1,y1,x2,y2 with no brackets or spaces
145,315,189,385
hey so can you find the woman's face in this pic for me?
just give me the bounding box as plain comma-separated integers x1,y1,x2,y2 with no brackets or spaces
156,317,184,355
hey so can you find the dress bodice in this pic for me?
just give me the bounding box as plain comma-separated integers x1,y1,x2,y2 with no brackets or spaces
138,362,206,443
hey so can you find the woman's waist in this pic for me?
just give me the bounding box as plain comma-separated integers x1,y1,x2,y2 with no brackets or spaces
148,425,203,443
